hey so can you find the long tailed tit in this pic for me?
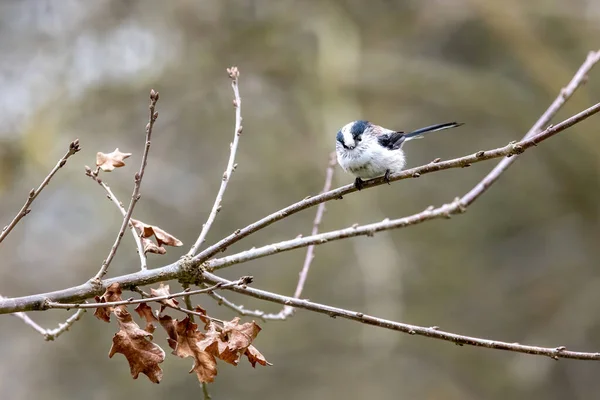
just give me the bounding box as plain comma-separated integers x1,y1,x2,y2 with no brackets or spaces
336,120,463,190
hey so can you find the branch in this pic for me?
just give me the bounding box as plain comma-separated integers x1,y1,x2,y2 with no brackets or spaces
46,277,251,309
202,102,600,271
1,53,598,316
206,153,337,320
192,50,600,266
0,139,80,244
1,102,598,315
279,152,336,319
92,90,159,281
11,308,85,341
188,67,243,256
462,49,600,206
202,273,600,361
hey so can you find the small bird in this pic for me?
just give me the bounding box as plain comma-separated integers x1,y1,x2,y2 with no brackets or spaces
336,120,463,190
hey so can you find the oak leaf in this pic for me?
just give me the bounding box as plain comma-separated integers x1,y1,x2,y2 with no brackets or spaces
93,283,123,322
109,307,165,383
170,317,218,383
96,148,132,172
134,302,158,333
199,317,264,366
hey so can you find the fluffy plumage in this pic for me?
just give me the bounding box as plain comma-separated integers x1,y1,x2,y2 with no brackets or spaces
335,120,462,189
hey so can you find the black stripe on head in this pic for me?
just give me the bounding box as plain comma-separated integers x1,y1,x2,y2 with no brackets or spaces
336,130,344,145
350,120,369,139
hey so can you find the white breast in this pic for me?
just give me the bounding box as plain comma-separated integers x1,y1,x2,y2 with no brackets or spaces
337,137,407,179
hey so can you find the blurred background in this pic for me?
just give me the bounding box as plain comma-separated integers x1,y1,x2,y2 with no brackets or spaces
0,0,599,399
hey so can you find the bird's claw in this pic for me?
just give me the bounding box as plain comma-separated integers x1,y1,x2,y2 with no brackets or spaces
354,177,364,191
384,169,391,184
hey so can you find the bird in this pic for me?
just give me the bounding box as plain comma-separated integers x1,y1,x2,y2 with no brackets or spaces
335,120,463,190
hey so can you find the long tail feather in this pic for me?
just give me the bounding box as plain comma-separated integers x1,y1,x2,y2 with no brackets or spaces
404,122,463,140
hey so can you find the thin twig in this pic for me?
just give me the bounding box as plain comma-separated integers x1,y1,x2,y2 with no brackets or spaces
203,272,600,361
202,382,212,400
202,102,600,271
92,90,159,281
205,289,272,321
188,67,243,256
131,286,224,323
279,152,336,319
206,153,337,320
181,283,196,322
462,49,600,206
86,174,147,270
0,139,80,244
46,277,251,309
11,308,85,341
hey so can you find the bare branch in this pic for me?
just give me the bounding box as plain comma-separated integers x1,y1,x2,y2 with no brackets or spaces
11,307,85,341
192,51,600,266
202,102,600,271
1,53,599,318
1,102,598,315
92,90,159,281
279,152,336,319
202,273,600,361
46,277,251,309
462,49,600,206
188,67,243,256
205,290,272,320
0,139,80,244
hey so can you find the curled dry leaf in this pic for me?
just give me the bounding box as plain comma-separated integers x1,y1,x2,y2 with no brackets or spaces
159,314,178,351
134,302,158,333
199,317,268,367
245,345,272,367
150,283,179,312
93,282,123,322
170,317,218,383
142,237,166,255
131,219,183,255
109,307,165,383
194,305,211,329
96,148,132,172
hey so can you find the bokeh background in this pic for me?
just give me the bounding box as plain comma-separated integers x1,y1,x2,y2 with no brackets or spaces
0,0,599,399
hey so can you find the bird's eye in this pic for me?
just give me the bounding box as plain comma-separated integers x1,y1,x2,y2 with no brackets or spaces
355,136,361,142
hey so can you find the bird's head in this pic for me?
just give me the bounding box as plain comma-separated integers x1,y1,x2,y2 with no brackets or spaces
336,120,371,150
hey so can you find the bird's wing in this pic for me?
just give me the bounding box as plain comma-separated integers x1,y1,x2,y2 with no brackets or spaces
374,126,406,150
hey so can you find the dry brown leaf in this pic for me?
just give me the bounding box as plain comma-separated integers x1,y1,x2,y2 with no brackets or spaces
150,283,179,312
159,314,178,351
93,283,123,322
141,237,166,255
109,307,165,383
171,317,218,383
194,305,211,329
244,345,272,367
134,302,158,333
96,148,132,172
131,219,183,255
199,317,264,366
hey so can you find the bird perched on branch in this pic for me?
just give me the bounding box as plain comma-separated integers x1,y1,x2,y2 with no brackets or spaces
335,120,463,190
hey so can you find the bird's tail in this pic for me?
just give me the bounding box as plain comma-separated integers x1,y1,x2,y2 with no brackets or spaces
404,122,463,140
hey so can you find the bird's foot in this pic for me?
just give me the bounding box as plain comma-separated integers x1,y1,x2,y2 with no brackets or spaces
354,177,365,191
384,169,391,184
